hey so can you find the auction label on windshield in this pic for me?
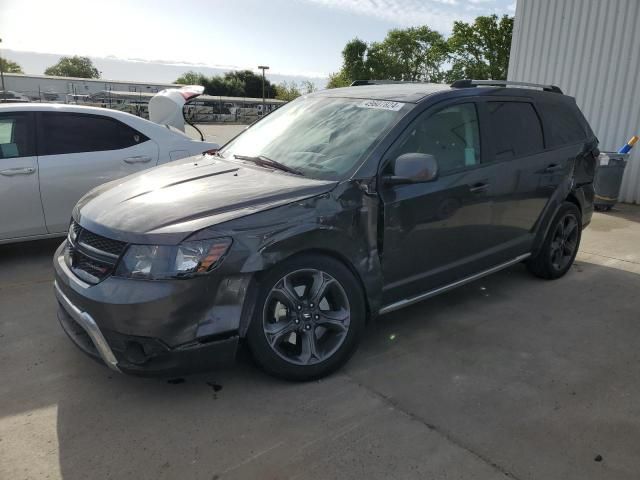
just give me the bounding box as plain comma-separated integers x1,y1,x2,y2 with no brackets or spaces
357,99,405,111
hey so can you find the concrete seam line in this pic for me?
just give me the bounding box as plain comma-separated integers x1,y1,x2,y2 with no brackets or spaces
579,250,640,265
343,374,523,480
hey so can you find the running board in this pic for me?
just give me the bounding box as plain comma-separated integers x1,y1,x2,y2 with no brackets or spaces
379,253,531,315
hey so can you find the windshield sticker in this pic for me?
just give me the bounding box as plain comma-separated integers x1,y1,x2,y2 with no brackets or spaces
357,99,405,111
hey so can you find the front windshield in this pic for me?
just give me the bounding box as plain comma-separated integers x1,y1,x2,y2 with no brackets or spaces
220,96,406,180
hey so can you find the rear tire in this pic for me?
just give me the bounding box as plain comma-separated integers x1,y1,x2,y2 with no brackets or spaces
527,201,582,280
247,254,366,381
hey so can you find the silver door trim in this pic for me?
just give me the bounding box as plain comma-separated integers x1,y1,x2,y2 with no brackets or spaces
379,253,531,315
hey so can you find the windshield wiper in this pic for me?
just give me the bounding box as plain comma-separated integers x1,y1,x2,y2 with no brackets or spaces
233,154,304,176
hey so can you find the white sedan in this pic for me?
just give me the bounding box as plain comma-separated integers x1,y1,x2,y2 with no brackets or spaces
0,102,218,244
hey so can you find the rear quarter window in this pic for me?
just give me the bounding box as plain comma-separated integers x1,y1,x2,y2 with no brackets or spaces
537,102,587,147
487,101,544,161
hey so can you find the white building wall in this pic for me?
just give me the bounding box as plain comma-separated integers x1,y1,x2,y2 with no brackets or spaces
508,0,640,204
2,73,177,100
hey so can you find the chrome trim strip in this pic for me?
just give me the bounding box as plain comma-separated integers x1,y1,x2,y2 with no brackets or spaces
379,253,531,315
54,280,120,372
77,241,119,260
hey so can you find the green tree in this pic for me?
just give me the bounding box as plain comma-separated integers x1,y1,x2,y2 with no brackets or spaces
301,80,317,94
341,38,369,81
370,26,448,81
327,14,514,88
0,57,23,73
326,71,351,89
44,55,100,78
173,70,276,98
275,81,301,101
446,14,514,81
327,26,448,87
223,70,274,98
174,71,207,85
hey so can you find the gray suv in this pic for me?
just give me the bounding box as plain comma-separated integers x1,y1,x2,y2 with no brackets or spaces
54,80,598,381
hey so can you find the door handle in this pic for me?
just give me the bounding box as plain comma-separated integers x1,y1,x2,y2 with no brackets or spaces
123,156,152,164
544,163,563,173
0,167,36,176
469,182,489,193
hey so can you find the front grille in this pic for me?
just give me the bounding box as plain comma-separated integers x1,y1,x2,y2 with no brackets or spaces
66,221,127,284
79,228,126,257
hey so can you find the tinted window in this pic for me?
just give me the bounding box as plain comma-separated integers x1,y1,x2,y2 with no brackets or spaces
0,112,34,159
488,102,543,160
537,102,586,146
40,113,148,155
394,103,481,174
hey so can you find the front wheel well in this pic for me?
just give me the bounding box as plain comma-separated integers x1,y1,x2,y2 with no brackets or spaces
257,248,372,321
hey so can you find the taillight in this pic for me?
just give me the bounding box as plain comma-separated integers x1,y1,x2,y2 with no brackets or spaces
203,149,218,156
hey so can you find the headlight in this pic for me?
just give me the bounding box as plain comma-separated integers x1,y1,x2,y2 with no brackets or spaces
114,238,232,280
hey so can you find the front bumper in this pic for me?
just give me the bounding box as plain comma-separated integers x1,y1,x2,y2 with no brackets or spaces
53,242,248,376
55,281,121,371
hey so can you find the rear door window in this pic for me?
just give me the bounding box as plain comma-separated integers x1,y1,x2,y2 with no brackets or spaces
0,112,35,158
39,112,148,155
537,102,587,146
487,102,544,161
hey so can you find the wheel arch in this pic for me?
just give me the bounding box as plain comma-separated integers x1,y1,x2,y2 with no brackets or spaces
566,191,583,213
237,243,381,338
532,184,585,257
282,247,373,319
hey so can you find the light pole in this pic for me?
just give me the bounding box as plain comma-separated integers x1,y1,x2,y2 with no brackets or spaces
258,65,269,115
0,38,6,103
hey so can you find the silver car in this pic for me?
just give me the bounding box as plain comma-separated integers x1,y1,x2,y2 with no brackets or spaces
0,103,218,244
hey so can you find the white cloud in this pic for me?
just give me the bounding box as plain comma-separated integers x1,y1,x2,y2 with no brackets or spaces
507,1,517,11
304,0,475,32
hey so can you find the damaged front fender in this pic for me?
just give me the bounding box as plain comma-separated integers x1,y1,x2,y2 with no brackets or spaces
199,181,384,335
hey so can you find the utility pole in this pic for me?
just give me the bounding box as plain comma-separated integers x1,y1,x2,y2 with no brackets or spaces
0,38,6,103
258,65,269,115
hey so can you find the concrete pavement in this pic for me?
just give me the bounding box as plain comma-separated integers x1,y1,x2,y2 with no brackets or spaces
1,201,639,480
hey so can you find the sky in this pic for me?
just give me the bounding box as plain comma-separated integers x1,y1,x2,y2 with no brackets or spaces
0,0,516,84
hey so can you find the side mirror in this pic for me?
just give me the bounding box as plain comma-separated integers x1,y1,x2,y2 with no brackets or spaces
384,153,438,185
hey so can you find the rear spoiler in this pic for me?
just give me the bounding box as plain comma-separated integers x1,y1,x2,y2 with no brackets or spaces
148,85,204,132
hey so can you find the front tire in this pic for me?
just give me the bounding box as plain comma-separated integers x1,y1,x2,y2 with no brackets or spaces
527,201,582,279
247,254,366,381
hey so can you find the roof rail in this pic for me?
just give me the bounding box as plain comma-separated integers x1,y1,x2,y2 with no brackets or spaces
450,79,563,94
351,80,416,86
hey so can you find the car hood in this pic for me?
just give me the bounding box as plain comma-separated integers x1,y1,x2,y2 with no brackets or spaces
74,155,337,244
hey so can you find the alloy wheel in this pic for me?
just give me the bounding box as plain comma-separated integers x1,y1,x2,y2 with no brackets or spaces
262,269,351,366
550,212,579,271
